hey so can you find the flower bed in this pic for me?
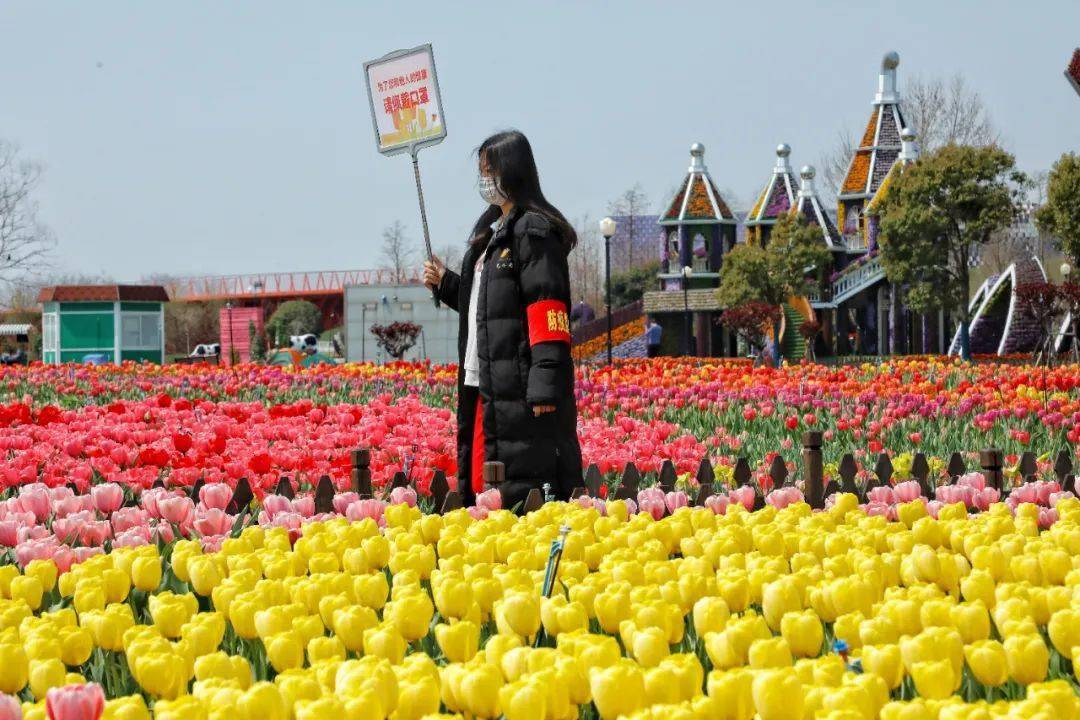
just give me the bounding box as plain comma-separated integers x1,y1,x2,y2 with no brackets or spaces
0,488,1077,718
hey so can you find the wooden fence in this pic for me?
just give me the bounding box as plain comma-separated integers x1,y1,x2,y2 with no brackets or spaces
179,436,1077,520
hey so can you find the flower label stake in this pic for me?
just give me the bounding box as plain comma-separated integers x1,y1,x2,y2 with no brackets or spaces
364,43,448,306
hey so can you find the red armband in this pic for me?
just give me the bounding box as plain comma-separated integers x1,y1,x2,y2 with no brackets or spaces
526,299,571,346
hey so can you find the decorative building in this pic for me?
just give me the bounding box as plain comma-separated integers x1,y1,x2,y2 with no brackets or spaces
607,214,664,275
642,143,738,356
744,144,797,247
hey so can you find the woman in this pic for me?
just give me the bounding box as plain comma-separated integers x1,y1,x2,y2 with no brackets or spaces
424,130,583,509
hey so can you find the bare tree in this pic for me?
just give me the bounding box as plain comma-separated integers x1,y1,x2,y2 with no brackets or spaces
607,184,649,272
436,242,463,276
380,221,416,284
3,271,113,311
569,213,604,311
0,141,55,288
819,73,998,202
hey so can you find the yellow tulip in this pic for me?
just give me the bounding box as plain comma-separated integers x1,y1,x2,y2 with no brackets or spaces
265,630,304,673
860,644,904,690
780,610,823,658
131,556,162,592
153,696,209,720
59,626,93,666
10,575,44,611
1004,633,1048,685
352,572,389,611
706,668,754,720
590,663,645,720
499,678,547,720
594,586,632,634
385,592,434,642
0,641,28,693
332,605,379,652
295,698,345,720
748,637,792,669
188,556,223,597
104,695,152,720
692,596,730,636
495,592,541,641
751,668,804,720
395,674,440,720
950,601,990,644
24,560,57,593
435,621,480,663
911,660,960,703
28,657,66,700
133,651,188,699
964,640,1007,687
1048,609,1080,660
235,681,288,720
363,623,407,665
761,577,802,631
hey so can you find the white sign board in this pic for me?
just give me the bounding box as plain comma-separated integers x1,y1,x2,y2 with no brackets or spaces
364,44,447,156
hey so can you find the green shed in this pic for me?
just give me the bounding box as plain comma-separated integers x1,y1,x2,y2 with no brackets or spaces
38,285,169,365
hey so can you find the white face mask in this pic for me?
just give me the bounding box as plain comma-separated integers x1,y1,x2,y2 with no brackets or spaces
479,175,507,206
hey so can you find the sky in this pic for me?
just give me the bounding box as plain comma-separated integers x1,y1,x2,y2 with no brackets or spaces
2,1,1079,282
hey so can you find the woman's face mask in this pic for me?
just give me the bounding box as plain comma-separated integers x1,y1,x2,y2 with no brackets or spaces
479,174,507,206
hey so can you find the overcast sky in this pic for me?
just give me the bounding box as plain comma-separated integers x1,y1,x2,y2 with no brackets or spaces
2,1,1078,281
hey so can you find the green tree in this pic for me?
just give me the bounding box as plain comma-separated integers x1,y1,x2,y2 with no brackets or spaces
248,320,267,363
876,144,1024,360
610,261,660,308
265,300,322,347
1035,152,1080,265
716,214,831,365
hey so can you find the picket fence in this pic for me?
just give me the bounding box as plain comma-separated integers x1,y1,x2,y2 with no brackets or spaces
175,434,1077,521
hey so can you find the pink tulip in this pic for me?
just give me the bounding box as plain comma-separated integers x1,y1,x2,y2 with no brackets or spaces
291,496,316,518
1035,481,1060,505
140,488,171,518
574,495,595,510
200,535,226,553
150,521,175,544
866,486,895,505
110,507,149,533
52,546,76,574
345,499,385,524
664,491,689,513
90,483,124,514
1010,483,1038,505
1038,507,1058,529
476,489,502,512
893,481,922,503
0,521,20,547
78,521,112,547
261,495,292,519
46,682,104,720
729,485,756,511
0,693,21,720
15,485,51,522
467,506,489,521
864,502,892,518
956,472,986,491
73,547,104,564
638,496,665,520
158,497,194,527
193,508,233,537
704,494,728,515
1049,491,1075,507
389,487,417,508
971,487,999,511
925,500,944,519
198,483,233,511
332,492,359,516
113,526,152,548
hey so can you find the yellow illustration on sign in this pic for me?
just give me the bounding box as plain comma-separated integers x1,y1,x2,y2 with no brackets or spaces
366,46,446,153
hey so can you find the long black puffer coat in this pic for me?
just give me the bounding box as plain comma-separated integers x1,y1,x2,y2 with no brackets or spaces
436,208,583,508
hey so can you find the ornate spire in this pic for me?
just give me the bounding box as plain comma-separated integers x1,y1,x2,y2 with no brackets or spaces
745,144,797,228
660,143,736,226
838,51,911,201
795,165,842,250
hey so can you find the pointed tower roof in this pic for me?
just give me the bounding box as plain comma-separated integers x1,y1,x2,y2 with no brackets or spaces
838,51,909,200
745,144,798,227
660,143,737,226
795,165,842,250
866,128,920,214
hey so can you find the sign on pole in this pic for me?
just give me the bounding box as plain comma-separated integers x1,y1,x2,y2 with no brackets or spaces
364,43,447,305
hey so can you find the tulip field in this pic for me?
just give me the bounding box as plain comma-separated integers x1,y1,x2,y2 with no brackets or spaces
0,359,1079,719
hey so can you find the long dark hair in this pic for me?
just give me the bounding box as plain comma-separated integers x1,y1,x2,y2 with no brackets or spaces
469,130,577,251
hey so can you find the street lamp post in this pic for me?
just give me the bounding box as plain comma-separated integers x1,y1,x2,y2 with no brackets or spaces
682,266,694,356
225,300,235,366
1063,263,1076,361
599,217,617,366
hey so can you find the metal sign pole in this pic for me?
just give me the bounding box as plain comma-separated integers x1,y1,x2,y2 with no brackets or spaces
410,147,440,307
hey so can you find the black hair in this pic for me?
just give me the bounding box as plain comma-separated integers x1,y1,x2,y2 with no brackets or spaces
469,130,577,251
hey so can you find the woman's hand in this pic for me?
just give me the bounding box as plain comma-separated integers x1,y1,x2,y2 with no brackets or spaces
533,405,556,416
423,256,446,290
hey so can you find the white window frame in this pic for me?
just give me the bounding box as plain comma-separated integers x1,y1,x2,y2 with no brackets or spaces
120,312,162,350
